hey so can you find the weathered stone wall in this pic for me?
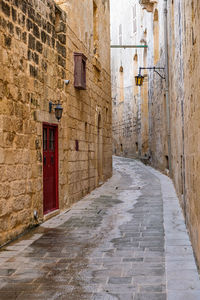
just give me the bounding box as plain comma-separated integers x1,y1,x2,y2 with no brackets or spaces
56,0,112,197
0,0,112,246
111,0,136,157
0,0,67,244
179,0,200,266
140,0,200,267
142,1,168,170
111,0,150,158
167,0,185,205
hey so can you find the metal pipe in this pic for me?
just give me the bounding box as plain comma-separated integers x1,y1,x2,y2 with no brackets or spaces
164,0,172,175
110,45,148,49
180,3,186,218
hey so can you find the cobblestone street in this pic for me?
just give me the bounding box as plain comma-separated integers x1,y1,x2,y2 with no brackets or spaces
0,157,200,300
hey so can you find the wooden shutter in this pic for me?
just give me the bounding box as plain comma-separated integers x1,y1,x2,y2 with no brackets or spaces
74,53,87,90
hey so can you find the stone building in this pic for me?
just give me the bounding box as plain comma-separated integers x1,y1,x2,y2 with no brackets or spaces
112,0,200,267
138,0,200,267
0,0,112,246
111,0,150,159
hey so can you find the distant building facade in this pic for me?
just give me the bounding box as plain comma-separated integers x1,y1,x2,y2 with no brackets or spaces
0,0,112,246
111,0,149,159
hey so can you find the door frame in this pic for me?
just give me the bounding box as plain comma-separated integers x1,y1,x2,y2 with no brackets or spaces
43,122,59,215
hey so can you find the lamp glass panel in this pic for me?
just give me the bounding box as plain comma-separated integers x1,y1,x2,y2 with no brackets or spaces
135,75,144,86
55,106,63,121
135,76,139,86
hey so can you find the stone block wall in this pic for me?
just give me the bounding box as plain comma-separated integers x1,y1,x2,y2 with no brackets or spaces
111,0,149,159
57,0,112,203
0,0,67,244
0,0,112,246
112,90,139,157
140,0,200,267
179,0,200,266
167,0,185,204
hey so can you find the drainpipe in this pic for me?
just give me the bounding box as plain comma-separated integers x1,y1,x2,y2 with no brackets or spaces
164,0,172,176
180,2,186,219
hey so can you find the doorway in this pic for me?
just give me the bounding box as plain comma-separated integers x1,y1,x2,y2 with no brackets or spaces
97,113,103,183
43,124,58,214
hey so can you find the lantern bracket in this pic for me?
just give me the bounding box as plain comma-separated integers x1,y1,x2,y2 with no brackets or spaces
49,101,54,113
49,101,62,113
139,67,165,80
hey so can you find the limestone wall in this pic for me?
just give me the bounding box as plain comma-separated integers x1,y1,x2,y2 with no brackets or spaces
111,0,150,158
180,0,200,266
0,0,112,246
140,0,200,267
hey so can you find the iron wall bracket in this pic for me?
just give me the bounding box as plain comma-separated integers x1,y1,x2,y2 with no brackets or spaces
139,67,165,80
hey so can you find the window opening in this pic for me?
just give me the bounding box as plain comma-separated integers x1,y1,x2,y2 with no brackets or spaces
119,24,122,45
153,9,159,64
93,1,99,56
75,140,79,151
49,129,54,151
133,5,137,34
43,128,47,150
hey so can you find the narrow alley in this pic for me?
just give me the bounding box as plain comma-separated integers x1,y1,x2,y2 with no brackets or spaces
0,157,199,300
1,0,200,299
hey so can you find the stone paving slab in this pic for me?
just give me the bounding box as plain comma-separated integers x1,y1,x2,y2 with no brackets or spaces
0,157,199,299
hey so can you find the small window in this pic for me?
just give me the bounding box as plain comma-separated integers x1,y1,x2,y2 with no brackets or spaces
49,129,54,151
119,24,122,45
153,9,159,64
75,140,79,151
43,128,47,151
106,108,108,122
93,1,99,56
133,5,137,34
74,53,87,90
165,155,169,169
136,142,138,152
55,7,61,33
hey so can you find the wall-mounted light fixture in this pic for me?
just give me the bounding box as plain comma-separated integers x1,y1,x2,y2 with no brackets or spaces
135,74,144,86
64,80,70,85
49,101,63,121
135,67,165,86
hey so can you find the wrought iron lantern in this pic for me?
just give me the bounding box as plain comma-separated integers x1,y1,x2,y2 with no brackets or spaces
49,101,63,121
135,74,144,86
135,67,165,87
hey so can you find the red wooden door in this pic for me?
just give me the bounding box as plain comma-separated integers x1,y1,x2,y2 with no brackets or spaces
43,124,58,214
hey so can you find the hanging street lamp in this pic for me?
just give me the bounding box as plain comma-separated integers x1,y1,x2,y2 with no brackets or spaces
135,67,165,86
135,74,145,86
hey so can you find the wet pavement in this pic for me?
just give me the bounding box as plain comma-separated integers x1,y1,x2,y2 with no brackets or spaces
0,156,200,299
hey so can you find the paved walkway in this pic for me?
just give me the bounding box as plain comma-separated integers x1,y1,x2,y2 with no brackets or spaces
0,156,200,299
